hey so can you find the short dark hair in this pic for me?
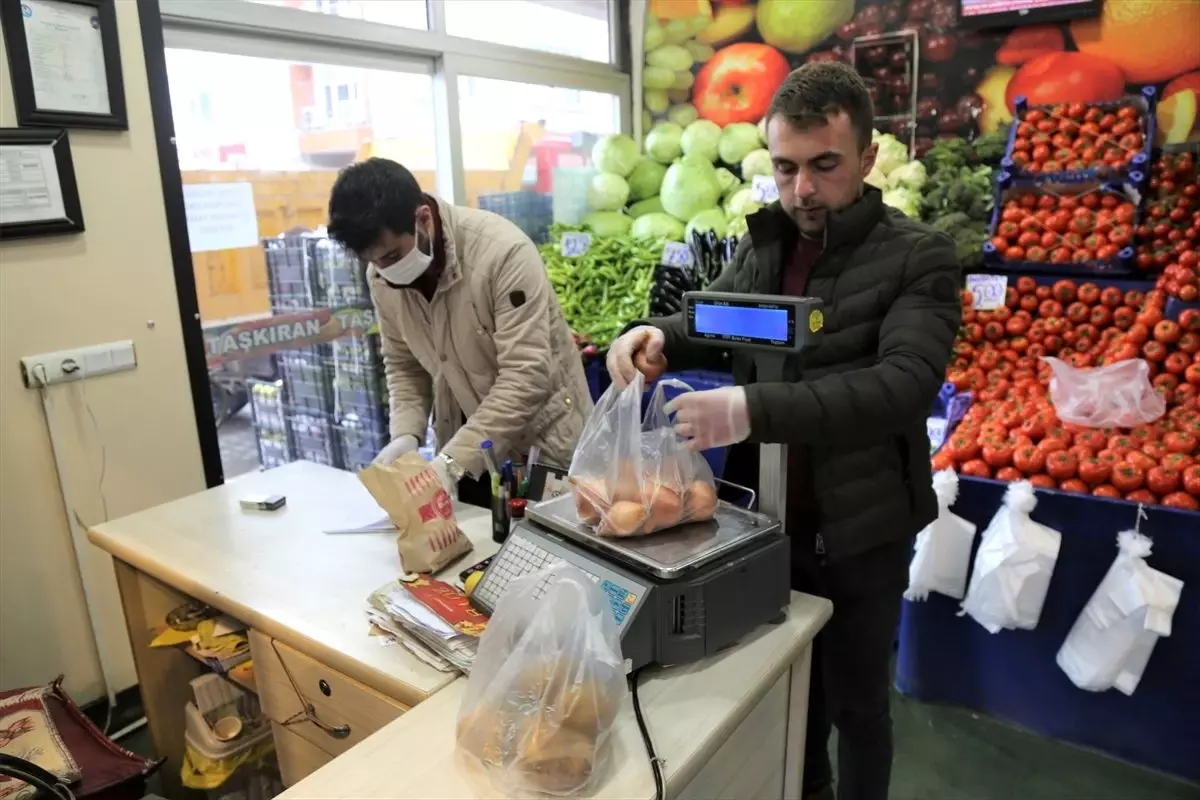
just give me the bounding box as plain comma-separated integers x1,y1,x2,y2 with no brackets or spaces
766,62,874,152
327,158,426,253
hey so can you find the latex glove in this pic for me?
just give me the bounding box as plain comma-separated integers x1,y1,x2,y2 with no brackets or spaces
665,386,751,452
431,453,457,496
607,326,667,389
373,434,420,465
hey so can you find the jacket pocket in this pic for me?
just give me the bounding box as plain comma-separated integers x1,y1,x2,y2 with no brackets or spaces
517,386,580,463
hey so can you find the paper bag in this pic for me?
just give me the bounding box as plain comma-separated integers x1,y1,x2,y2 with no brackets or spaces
358,453,472,573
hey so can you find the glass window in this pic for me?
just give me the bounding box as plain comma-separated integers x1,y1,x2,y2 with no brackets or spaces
458,75,619,241
164,48,437,325
246,0,428,29
445,0,610,63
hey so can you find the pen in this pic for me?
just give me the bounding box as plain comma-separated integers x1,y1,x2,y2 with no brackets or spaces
480,440,501,476
527,445,541,469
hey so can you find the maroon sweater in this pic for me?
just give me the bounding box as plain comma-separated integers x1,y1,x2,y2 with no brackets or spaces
783,236,822,524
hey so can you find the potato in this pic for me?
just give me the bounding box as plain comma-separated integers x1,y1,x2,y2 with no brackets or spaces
686,481,717,520
643,481,682,531
569,479,602,524
606,501,647,536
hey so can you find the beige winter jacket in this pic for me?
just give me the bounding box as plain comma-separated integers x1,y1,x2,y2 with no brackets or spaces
368,198,593,478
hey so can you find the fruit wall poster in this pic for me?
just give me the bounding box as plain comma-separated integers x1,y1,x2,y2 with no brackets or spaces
642,0,1200,150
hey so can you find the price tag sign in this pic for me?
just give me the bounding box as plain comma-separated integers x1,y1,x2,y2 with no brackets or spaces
927,417,949,455
661,241,692,268
560,232,591,257
966,274,1007,311
751,174,779,203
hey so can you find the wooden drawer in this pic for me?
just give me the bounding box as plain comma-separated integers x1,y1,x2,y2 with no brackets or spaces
273,721,334,787
249,629,407,758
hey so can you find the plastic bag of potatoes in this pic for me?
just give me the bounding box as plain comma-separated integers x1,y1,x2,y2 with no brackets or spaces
569,374,718,537
456,564,627,796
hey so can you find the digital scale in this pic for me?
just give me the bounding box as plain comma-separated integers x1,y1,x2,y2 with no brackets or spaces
470,292,824,671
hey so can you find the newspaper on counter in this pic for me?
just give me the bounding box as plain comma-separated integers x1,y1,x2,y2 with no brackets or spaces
367,576,488,674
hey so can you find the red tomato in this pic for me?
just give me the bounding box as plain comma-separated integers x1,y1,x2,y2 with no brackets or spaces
1182,465,1200,495
1077,457,1111,486
1029,474,1057,489
1013,445,1046,475
1146,466,1181,496
1165,431,1198,454
1091,484,1122,499
982,441,1015,468
932,449,956,472
947,435,981,462
1162,492,1199,511
1111,463,1145,492
1125,451,1158,472
1142,441,1168,462
1046,450,1078,480
1124,488,1158,505
996,466,1024,482
1059,478,1089,494
961,459,992,478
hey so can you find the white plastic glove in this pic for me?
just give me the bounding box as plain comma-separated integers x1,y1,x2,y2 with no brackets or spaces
431,453,456,496
665,386,751,451
607,325,667,389
373,434,420,465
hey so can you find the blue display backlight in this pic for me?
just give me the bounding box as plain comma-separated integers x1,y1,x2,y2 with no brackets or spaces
694,303,789,342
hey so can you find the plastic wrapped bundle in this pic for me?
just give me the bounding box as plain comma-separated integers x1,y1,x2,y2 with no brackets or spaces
959,481,1062,633
1057,531,1183,696
905,470,977,602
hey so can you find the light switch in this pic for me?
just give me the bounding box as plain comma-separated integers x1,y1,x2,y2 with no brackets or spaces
21,340,138,388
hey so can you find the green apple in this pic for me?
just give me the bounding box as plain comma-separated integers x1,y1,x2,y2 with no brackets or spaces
756,0,853,55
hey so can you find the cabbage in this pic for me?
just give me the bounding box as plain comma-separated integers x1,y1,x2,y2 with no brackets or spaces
888,160,927,191
741,148,772,179
627,157,667,201
715,167,739,196
644,123,683,164
667,103,699,128
629,196,665,217
872,130,910,176
680,119,722,162
883,187,921,219
659,157,721,222
724,187,762,218
728,215,749,237
718,123,761,166
685,209,728,240
865,166,888,191
644,89,669,115
588,173,630,211
644,66,675,90
631,212,685,241
582,211,633,237
592,134,640,177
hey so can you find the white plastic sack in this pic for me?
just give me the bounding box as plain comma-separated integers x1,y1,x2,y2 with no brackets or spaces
456,563,627,796
906,470,977,602
1042,357,1165,428
959,481,1062,633
1057,531,1184,696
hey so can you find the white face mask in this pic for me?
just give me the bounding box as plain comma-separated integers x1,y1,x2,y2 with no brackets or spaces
376,217,432,285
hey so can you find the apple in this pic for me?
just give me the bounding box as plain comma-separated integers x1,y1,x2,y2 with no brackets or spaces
756,0,853,55
693,43,790,127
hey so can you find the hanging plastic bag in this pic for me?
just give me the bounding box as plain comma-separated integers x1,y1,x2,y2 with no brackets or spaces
905,470,977,602
456,564,627,797
568,373,717,537
1042,357,1165,428
1057,530,1184,695
959,481,1062,633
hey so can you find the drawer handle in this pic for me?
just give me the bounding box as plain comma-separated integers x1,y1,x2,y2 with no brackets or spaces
271,639,352,740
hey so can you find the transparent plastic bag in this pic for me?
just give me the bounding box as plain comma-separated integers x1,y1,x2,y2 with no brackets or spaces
1042,357,1166,428
568,373,717,537
456,564,627,797
1057,531,1183,696
905,470,977,602
959,481,1062,633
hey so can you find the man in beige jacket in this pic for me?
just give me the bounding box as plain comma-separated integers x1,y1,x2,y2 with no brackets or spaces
327,158,592,505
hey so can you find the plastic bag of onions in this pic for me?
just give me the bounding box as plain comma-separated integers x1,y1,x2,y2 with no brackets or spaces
568,374,718,538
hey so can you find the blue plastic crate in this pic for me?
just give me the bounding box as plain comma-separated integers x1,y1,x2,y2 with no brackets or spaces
981,174,1140,277
1001,88,1156,191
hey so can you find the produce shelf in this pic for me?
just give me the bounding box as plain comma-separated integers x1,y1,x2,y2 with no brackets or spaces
1001,88,1156,191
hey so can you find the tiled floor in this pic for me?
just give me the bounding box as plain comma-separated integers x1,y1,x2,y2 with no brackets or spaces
120,689,1196,798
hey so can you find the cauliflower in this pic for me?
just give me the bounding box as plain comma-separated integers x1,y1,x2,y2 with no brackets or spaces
887,160,927,192
872,130,910,176
883,187,921,219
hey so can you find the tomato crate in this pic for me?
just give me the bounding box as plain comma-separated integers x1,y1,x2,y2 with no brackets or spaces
981,175,1140,277
278,345,333,415
1001,88,1156,191
264,236,322,314
285,410,340,468
335,417,389,472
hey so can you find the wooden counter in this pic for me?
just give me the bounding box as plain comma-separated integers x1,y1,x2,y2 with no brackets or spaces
281,592,832,800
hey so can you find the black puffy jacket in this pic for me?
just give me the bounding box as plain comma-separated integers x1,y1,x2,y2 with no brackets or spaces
649,188,963,561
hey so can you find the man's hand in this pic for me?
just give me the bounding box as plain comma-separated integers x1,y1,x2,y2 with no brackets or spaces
373,434,420,465
665,386,751,451
607,326,668,389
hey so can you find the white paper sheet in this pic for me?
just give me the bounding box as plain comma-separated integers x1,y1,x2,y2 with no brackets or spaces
183,182,260,252
24,0,111,115
0,145,66,224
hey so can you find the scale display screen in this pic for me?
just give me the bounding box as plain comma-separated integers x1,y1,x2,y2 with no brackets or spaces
694,302,790,343
684,291,822,352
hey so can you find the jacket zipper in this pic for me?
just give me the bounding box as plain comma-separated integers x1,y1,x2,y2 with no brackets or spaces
815,533,826,555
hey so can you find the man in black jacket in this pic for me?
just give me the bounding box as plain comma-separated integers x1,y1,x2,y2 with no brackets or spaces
608,63,962,800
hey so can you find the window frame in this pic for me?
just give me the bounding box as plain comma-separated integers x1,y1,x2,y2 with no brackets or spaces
158,0,631,203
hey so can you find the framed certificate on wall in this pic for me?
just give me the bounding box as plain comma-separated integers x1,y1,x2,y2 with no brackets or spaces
0,128,85,239
0,0,127,129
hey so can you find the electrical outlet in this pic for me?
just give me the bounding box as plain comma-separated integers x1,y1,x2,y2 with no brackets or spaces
21,340,137,388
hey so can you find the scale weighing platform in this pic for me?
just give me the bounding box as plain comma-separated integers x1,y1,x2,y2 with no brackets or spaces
469,493,790,671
